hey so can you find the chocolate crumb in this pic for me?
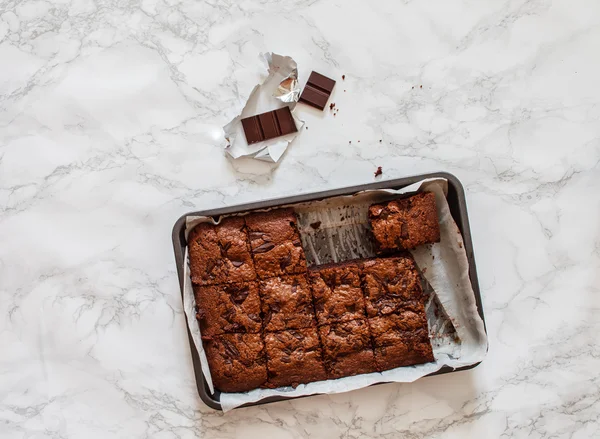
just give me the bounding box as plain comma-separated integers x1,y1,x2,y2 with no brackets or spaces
420,85,423,89
344,90,346,92
306,126,308,130
329,103,335,110
349,141,351,144
358,140,360,143
379,139,382,142
310,221,322,230
342,75,345,80
412,86,414,89
374,166,382,177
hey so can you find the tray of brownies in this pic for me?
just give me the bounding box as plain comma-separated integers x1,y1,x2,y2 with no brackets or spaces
172,172,487,411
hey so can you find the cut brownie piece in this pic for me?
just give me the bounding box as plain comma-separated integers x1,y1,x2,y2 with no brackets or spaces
369,311,434,370
194,281,262,335
319,319,376,379
368,192,440,253
309,261,366,325
245,208,307,278
188,216,255,285
360,256,424,318
260,275,316,332
204,333,267,392
264,327,327,388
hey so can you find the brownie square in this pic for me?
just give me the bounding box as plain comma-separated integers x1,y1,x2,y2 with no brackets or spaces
319,319,376,379
188,216,255,285
309,261,366,325
368,192,440,253
369,311,434,370
245,208,307,278
260,275,316,332
360,256,424,318
264,328,327,388
203,333,267,392
194,281,262,335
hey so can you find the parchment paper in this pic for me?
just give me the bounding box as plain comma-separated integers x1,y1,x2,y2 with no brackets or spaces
183,178,488,412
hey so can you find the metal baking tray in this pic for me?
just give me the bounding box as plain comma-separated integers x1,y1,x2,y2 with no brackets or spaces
172,172,486,411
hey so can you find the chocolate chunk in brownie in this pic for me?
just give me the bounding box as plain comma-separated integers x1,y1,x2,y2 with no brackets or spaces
319,319,376,378
368,192,440,253
264,327,327,388
260,275,316,332
309,261,366,325
369,311,434,370
203,333,267,392
360,256,424,317
188,216,255,285
245,208,307,278
194,281,262,335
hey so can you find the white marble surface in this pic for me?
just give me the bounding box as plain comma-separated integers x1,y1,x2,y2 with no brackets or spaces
1,0,599,437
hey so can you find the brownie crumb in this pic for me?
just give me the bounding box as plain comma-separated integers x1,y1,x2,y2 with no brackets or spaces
342,75,345,80
374,166,382,177
310,221,322,230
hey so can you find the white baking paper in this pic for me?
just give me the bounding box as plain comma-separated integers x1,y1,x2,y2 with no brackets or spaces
183,178,488,411
224,52,304,163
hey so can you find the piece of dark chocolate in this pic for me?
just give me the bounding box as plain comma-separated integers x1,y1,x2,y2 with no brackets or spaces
299,71,336,111
241,107,297,145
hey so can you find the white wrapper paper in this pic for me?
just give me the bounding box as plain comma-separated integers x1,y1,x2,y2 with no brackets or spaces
224,53,304,163
183,178,488,411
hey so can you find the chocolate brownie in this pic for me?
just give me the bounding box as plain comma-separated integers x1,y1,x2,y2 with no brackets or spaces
245,208,307,278
188,216,255,285
368,192,440,253
194,281,262,335
360,256,424,318
369,311,434,370
203,333,267,392
319,319,376,378
260,275,316,332
264,328,327,387
309,261,366,325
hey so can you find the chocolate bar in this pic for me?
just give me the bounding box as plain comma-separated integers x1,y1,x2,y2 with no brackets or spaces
299,72,336,111
241,107,297,145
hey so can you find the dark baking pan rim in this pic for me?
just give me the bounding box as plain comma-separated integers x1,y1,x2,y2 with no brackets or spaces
172,171,487,411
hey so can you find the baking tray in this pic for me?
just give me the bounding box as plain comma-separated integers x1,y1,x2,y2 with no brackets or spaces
172,172,486,411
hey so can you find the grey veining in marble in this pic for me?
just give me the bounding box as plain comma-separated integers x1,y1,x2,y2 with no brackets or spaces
1,0,599,437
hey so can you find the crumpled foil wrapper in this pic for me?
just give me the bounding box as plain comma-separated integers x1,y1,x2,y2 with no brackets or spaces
224,53,303,162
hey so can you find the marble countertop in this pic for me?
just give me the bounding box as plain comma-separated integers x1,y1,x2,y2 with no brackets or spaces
2,0,599,437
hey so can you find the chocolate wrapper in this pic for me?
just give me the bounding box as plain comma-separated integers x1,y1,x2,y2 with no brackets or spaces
224,53,303,162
